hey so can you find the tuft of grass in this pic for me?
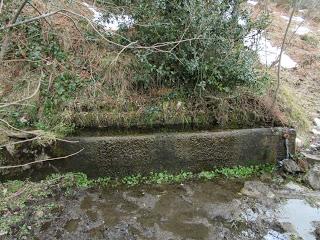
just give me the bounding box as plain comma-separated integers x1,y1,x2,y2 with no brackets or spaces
278,84,311,133
300,35,319,47
198,171,217,180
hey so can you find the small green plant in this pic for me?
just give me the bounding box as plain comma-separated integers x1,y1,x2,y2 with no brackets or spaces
121,174,144,186
216,166,257,178
109,0,268,91
93,177,112,187
198,171,217,180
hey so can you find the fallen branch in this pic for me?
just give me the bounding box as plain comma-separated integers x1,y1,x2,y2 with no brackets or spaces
0,148,85,170
0,119,35,135
0,136,39,149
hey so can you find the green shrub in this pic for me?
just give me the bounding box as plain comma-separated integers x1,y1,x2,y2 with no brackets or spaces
109,0,267,91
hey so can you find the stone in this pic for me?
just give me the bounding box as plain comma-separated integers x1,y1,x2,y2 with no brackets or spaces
282,159,301,174
276,222,298,235
285,181,309,192
241,181,275,199
314,222,320,240
35,210,44,218
306,164,320,190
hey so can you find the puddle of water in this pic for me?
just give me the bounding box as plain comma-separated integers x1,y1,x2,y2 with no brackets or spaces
278,199,320,240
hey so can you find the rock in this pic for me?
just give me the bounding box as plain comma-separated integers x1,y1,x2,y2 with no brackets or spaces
297,158,309,172
241,181,275,199
285,181,309,192
278,221,295,232
282,159,301,174
314,222,320,240
35,210,44,218
302,153,320,164
306,164,320,190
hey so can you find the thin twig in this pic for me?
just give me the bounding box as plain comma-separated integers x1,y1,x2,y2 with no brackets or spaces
0,148,85,169
27,2,52,27
0,0,29,61
0,136,40,149
271,6,296,108
0,119,35,135
0,0,3,14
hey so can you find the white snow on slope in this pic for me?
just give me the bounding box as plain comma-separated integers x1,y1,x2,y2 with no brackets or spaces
244,31,297,69
295,26,312,35
281,15,304,23
281,14,312,35
82,2,133,31
247,0,258,6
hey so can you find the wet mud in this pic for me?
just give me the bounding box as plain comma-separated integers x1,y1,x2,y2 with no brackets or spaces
31,178,320,240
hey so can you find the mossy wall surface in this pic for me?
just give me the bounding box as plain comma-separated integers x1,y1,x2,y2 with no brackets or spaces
36,128,296,178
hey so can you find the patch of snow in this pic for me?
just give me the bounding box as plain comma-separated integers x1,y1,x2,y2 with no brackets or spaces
247,0,258,6
312,128,320,135
314,118,320,127
264,230,289,240
238,17,247,27
244,30,297,69
281,15,304,23
82,2,133,31
295,137,303,148
295,26,312,35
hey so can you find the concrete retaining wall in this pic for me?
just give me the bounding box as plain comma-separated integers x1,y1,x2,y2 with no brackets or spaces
43,128,296,178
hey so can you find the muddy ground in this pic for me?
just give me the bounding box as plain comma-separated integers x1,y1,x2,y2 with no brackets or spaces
1,175,320,240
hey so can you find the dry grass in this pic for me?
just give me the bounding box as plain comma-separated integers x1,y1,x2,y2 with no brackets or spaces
2,0,315,133
252,1,320,135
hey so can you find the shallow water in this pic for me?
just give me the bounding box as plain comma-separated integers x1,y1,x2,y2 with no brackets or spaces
34,179,320,239
278,199,320,240
37,179,248,239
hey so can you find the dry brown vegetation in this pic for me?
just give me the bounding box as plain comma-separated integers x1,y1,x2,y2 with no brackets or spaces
0,0,318,139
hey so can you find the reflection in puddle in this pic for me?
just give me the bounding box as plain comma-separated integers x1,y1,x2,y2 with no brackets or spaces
278,199,320,240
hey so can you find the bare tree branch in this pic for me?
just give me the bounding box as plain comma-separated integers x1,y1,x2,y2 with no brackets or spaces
0,0,29,61
0,136,39,149
0,148,85,169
